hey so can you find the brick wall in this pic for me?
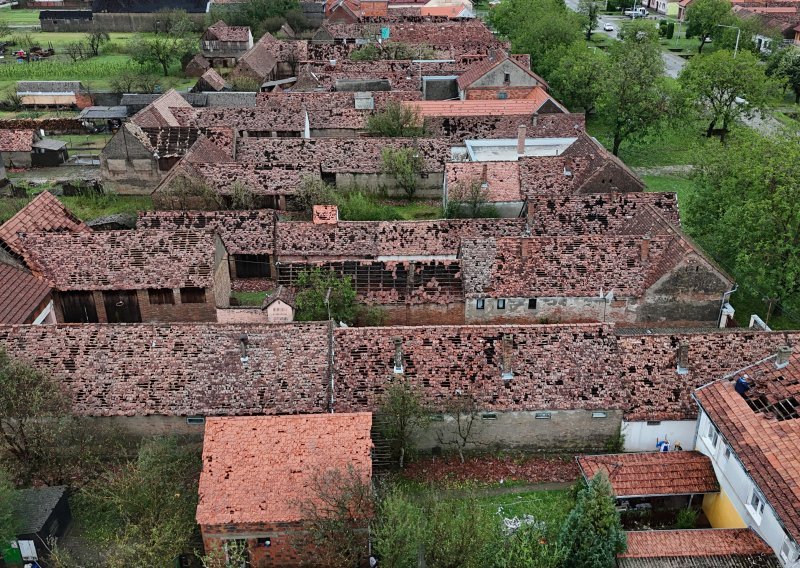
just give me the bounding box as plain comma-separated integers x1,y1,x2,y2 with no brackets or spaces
137,289,218,323
201,522,308,567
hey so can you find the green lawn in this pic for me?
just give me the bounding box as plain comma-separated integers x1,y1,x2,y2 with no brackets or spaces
231,291,270,306
0,8,40,25
0,192,152,223
59,133,113,150
480,489,574,537
642,174,694,207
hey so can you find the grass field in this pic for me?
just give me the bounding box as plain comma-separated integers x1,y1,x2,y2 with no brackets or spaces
480,489,573,538
642,174,694,207
0,192,151,224
0,8,40,25
231,291,270,306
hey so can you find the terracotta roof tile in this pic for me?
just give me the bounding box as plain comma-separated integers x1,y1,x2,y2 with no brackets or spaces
620,529,774,558
19,230,218,290
131,89,193,128
0,129,35,153
446,162,522,202
0,262,51,324
203,21,251,42
456,52,548,90
196,413,372,525
0,192,90,258
196,68,228,92
695,353,800,543
577,452,718,497
137,210,276,255
407,97,551,117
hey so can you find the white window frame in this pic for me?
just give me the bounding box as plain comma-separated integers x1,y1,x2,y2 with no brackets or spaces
476,298,485,310
720,444,731,464
780,537,798,563
747,488,766,523
497,298,506,310
705,422,719,449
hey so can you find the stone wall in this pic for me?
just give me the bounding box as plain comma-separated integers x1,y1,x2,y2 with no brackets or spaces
465,296,633,325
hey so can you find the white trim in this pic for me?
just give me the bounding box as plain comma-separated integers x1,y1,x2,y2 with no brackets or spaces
32,299,54,325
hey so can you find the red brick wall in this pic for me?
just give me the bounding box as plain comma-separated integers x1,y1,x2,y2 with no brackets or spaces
382,303,465,325
201,522,308,567
137,289,217,323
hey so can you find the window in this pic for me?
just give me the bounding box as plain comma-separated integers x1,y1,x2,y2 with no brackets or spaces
148,288,174,305
186,416,205,425
706,422,719,449
646,420,661,426
498,91,508,99
528,298,537,310
497,299,506,310
748,489,765,522
721,445,731,463
481,413,498,420
780,538,798,563
535,412,551,420
592,412,607,419
180,287,206,303
257,537,272,548
476,298,485,310
234,254,271,278
503,72,511,84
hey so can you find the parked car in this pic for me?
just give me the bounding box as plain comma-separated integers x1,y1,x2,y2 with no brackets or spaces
603,22,615,31
624,7,648,17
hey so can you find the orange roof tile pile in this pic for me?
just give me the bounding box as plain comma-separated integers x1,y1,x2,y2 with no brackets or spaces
196,413,372,525
0,129,35,153
696,353,800,543
0,192,90,258
0,262,51,324
618,529,779,567
577,451,719,497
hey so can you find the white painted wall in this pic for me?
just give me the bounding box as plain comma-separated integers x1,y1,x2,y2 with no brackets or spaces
696,411,800,566
622,419,697,452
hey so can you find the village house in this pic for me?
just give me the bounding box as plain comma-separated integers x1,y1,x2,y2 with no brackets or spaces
185,53,212,78
16,81,92,109
201,21,254,67
19,229,231,323
456,51,550,100
230,32,307,85
38,9,94,32
196,413,373,566
694,348,800,565
193,68,230,93
1,323,800,452
0,191,91,263
0,129,38,169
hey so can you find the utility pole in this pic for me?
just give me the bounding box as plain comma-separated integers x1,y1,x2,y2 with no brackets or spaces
716,23,741,57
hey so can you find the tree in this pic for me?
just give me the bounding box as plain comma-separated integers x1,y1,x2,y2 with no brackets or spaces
769,50,800,104
0,467,17,548
367,102,424,137
549,42,608,114
294,465,373,568
371,487,426,568
381,147,424,199
785,53,800,104
422,491,497,568
378,380,427,468
578,0,600,41
598,20,667,155
294,268,358,324
208,0,301,34
490,0,582,76
64,41,88,62
129,34,194,76
436,395,483,464
229,181,255,209
685,130,800,314
679,49,770,138
293,176,337,212
74,437,200,568
559,473,626,568
444,179,497,219
686,0,732,53
85,28,110,57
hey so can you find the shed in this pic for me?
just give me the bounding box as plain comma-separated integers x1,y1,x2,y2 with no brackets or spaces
78,106,128,132
5,486,71,565
262,285,295,323
31,139,69,167
39,10,93,32
16,81,92,109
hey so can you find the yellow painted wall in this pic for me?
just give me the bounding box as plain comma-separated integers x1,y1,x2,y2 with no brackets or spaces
703,491,747,528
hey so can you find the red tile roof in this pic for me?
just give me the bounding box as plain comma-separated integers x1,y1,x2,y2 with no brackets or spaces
131,89,193,128
695,353,800,543
231,32,280,81
620,529,774,558
20,230,218,291
0,262,51,324
577,452,718,497
446,162,521,202
406,98,550,117
456,52,548,90
0,129,35,153
137,210,276,255
196,413,372,525
203,21,251,42
0,192,90,258
197,68,228,92
420,4,467,17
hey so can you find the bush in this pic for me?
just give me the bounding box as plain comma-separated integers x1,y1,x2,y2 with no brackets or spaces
381,147,424,199
259,16,286,35
367,101,424,137
355,305,389,327
294,176,337,212
675,507,699,529
350,44,381,61
337,192,397,221
666,21,675,39
230,75,262,92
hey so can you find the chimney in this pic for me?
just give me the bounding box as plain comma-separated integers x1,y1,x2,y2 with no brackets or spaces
531,112,538,127
517,124,526,157
640,237,650,263
775,345,792,369
312,204,338,225
676,342,689,374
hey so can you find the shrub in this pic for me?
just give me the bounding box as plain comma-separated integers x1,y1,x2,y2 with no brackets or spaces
355,305,389,327
294,268,358,324
337,192,397,221
666,21,675,39
381,147,424,199
675,507,699,529
294,176,337,212
230,75,262,92
367,101,424,137
350,44,381,61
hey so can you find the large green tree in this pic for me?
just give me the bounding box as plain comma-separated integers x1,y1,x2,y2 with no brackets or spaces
559,473,626,568
549,42,608,114
577,0,600,41
679,49,770,138
686,0,733,53
490,0,582,76
74,437,200,568
598,20,667,155
129,33,195,76
686,130,800,314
